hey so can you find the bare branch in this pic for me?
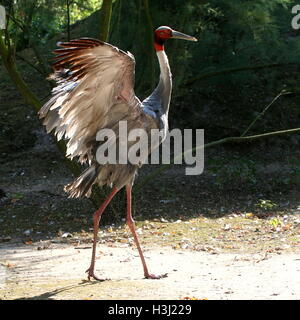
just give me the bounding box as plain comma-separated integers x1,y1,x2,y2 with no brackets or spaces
134,127,300,192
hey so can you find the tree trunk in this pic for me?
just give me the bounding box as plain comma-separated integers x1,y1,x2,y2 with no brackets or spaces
141,0,155,91
99,0,113,41
66,0,71,41
0,31,41,112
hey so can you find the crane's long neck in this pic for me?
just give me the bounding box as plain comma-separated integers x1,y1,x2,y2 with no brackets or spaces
155,49,172,115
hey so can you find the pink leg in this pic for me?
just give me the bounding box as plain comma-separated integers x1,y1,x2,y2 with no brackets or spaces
86,187,119,281
126,185,167,279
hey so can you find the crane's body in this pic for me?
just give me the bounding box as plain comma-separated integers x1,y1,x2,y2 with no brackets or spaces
39,26,197,280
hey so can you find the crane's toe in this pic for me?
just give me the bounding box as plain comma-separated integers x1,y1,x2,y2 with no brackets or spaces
85,268,109,282
145,273,168,280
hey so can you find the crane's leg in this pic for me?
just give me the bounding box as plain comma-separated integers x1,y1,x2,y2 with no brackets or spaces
86,187,119,281
125,185,167,279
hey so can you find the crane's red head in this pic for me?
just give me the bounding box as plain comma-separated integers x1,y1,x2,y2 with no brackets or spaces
154,26,197,51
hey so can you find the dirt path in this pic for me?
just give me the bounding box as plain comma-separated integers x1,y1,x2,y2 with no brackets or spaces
1,141,300,300
0,241,299,300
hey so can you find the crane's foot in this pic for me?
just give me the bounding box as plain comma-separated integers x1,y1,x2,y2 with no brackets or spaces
144,273,168,280
85,267,108,282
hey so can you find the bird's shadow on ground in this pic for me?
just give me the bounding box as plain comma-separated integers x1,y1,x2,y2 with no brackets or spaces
17,280,100,300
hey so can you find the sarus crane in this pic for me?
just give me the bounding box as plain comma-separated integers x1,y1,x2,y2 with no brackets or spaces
39,26,197,280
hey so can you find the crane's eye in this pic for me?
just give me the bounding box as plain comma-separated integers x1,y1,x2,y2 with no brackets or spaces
158,30,170,38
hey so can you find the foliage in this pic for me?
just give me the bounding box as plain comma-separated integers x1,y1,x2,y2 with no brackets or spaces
2,0,101,47
256,199,278,211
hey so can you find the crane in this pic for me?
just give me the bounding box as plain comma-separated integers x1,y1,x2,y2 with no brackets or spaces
39,26,197,281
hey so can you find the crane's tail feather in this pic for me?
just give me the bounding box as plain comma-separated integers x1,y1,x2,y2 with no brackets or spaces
64,165,99,198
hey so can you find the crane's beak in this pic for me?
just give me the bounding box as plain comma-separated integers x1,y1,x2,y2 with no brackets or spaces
171,30,197,42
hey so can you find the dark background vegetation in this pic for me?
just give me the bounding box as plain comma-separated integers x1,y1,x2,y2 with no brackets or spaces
0,0,300,233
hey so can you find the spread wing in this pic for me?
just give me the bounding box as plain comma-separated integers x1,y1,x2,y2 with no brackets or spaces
39,38,142,163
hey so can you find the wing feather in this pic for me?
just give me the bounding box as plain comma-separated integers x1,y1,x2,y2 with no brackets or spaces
39,38,142,163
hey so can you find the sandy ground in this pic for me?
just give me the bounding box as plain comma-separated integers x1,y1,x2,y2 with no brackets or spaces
0,240,299,300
